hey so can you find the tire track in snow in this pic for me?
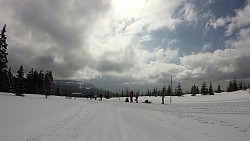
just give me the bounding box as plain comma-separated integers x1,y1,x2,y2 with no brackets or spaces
81,103,132,141
116,107,130,141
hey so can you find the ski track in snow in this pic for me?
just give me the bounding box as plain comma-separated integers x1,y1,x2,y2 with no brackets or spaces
1,92,250,141
26,101,92,141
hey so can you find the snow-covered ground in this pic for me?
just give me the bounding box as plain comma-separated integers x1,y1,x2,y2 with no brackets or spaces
0,91,250,141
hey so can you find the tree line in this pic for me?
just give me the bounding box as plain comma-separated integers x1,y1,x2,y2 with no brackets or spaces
0,24,53,97
115,78,249,104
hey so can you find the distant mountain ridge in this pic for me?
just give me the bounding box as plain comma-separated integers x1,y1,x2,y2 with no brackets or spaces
52,80,109,95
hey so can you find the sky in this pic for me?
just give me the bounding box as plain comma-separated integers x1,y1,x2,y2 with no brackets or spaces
1,0,250,92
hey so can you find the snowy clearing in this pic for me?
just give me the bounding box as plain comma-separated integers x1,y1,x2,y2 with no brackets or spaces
0,91,250,141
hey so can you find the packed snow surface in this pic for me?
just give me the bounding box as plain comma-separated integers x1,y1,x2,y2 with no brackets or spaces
1,91,250,141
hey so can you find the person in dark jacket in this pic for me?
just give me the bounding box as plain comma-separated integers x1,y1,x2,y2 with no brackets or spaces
125,97,129,102
100,94,103,101
135,91,139,103
129,91,133,102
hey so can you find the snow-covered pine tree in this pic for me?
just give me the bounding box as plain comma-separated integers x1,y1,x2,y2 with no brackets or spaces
0,24,9,92
208,81,214,95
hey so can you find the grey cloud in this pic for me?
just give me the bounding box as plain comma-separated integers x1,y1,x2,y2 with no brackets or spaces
232,56,250,79
3,0,111,78
97,60,132,73
95,49,136,73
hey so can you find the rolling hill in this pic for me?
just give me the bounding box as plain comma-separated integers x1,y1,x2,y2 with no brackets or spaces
52,80,111,96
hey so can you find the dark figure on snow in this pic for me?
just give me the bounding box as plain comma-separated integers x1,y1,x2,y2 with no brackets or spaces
135,91,139,103
94,93,97,100
129,91,133,102
100,94,103,101
125,97,129,102
45,93,49,99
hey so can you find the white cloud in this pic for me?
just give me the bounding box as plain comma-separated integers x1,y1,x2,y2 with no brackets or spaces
179,47,250,80
72,67,101,80
208,1,250,36
202,42,213,52
209,17,227,29
225,1,250,35
80,0,187,82
111,0,185,32
182,3,198,24
228,27,250,49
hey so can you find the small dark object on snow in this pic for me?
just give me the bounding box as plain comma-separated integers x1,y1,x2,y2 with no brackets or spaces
125,97,129,102
143,99,151,103
15,93,25,97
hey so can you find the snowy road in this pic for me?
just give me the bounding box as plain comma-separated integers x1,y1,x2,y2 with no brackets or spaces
1,92,250,141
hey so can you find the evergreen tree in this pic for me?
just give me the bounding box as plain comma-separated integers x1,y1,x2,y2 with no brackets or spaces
153,87,157,97
190,84,194,95
190,84,198,96
44,71,53,98
175,81,183,96
38,70,45,94
208,81,214,95
121,90,124,97
106,91,110,99
26,68,35,94
7,67,14,92
196,86,200,94
125,88,129,97
201,82,208,95
1,69,9,92
157,90,160,97
166,85,171,96
243,83,248,91
216,84,222,93
232,78,238,91
227,80,233,92
15,66,26,95
56,85,60,96
238,81,243,90
0,24,9,92
33,70,40,93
